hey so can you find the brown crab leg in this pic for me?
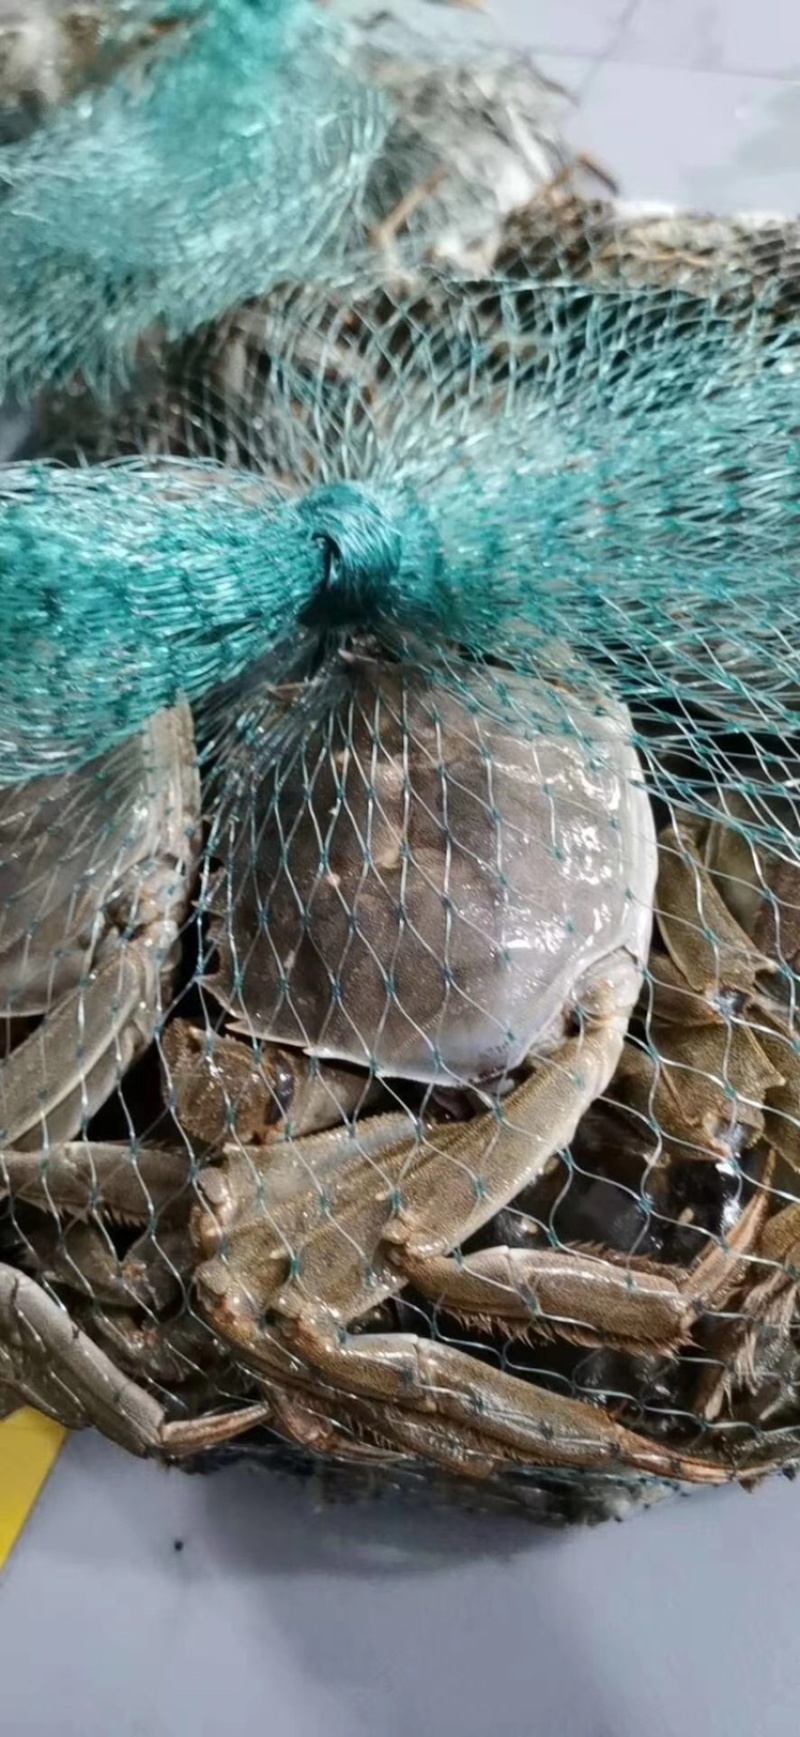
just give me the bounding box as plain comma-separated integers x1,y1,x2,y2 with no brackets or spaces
266,1381,411,1466
195,985,636,1333
0,1141,192,1223
206,1288,708,1481
279,1311,726,1485
278,1383,513,1480
20,1217,191,1313
194,955,738,1480
162,1019,377,1146
644,819,800,1173
656,817,776,999
82,1305,234,1390
377,955,640,1264
0,1264,272,1458
394,1158,775,1356
0,947,162,1149
392,1244,692,1355
257,1351,521,1477
693,1195,800,1423
754,1020,800,1174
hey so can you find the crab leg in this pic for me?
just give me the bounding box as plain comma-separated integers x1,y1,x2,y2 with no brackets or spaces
0,1263,271,1457
384,952,640,1262
267,1379,530,1479
656,817,776,1000
195,1000,634,1331
395,1165,774,1355
20,1218,190,1312
266,1381,412,1466
693,1197,800,1423
393,1245,692,1354
83,1305,236,1389
0,1141,192,1223
193,985,735,1482
610,1017,782,1164
616,819,793,1164
0,946,163,1149
279,1311,726,1485
162,1019,377,1146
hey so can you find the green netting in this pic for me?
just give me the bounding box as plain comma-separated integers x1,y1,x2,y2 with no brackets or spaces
4,238,799,777
0,0,389,394
0,0,573,401
3,11,800,1518
0,1,199,143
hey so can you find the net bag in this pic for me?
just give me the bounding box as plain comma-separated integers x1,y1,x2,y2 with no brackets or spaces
0,0,391,396
2,16,800,1520
0,0,575,404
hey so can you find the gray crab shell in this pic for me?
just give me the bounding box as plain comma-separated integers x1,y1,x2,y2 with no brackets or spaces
209,660,656,1086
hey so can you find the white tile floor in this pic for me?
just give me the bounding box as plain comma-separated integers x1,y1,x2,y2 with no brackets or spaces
489,0,800,211
4,4,800,1735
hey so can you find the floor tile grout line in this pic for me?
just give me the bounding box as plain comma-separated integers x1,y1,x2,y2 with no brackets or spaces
591,52,800,83
578,0,642,101
569,0,800,86
610,0,644,54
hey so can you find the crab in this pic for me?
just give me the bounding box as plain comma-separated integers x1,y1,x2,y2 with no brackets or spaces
329,0,616,282
2,651,710,1481
147,650,743,1483
0,705,272,1453
0,703,199,1148
645,788,800,1438
8,655,800,1486
455,776,800,1474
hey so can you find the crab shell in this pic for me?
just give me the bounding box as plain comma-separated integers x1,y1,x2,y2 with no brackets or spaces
207,659,656,1087
0,705,200,1149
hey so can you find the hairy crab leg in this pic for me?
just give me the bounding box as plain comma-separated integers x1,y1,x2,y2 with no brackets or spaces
278,1311,726,1485
383,951,641,1262
610,818,794,1165
81,1304,241,1390
610,1019,782,1165
195,961,642,1402
266,1381,413,1465
660,816,800,1177
693,1196,800,1423
269,1380,519,1479
194,1012,633,1337
18,1217,189,1312
656,818,776,1000
394,1165,774,1355
393,1244,692,1354
162,1019,377,1146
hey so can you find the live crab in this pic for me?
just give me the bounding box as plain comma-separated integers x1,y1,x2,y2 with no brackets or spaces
2,654,800,1489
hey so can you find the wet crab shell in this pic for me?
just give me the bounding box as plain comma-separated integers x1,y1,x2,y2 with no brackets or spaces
206,658,656,1086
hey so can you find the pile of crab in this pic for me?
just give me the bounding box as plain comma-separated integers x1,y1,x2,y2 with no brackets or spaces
4,3,800,1523
2,632,800,1512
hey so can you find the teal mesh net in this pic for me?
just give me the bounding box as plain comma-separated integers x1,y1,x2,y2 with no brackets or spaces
0,0,389,394
5,220,799,776
3,31,800,1521
0,0,573,401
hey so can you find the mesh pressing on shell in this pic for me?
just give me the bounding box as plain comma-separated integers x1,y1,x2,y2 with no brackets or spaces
3,72,800,1524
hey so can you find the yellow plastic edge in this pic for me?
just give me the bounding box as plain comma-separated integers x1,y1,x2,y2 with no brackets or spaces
0,1409,67,1569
